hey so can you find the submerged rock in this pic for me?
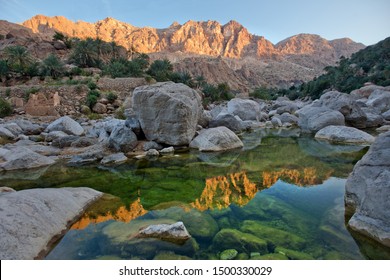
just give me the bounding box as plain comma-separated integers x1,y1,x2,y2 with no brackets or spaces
240,220,306,250
0,187,102,259
212,228,268,254
315,125,375,145
345,131,390,247
190,127,243,152
220,249,238,260
136,221,191,244
100,153,128,165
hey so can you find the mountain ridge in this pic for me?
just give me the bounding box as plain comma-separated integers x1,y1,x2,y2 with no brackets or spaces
21,15,364,60
0,15,366,90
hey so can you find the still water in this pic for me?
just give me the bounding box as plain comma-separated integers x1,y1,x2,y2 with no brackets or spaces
2,128,388,259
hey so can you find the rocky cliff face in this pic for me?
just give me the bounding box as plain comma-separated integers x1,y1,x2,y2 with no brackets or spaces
0,15,365,90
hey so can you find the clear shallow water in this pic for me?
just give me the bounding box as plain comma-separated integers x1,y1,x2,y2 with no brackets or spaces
2,128,388,259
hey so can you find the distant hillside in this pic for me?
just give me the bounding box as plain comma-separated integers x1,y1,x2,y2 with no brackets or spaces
0,15,365,90
291,37,390,99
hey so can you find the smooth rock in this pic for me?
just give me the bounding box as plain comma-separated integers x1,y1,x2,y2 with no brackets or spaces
70,137,98,148
45,131,68,142
271,117,282,127
160,147,175,154
220,249,238,260
0,127,15,139
315,125,375,145
52,135,80,148
209,114,242,133
0,187,102,259
146,149,159,157
137,221,191,244
132,82,202,146
345,131,390,247
46,116,84,136
108,123,138,153
100,153,128,165
13,119,43,135
227,98,260,121
143,141,163,151
0,147,55,171
190,127,243,152
366,89,390,113
297,105,345,133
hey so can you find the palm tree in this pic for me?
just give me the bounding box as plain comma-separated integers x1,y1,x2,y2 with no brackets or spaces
41,54,65,79
70,38,100,68
3,46,33,73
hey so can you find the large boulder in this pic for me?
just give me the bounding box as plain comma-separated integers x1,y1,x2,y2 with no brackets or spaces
132,82,202,146
189,127,243,152
0,187,102,259
13,119,43,135
319,91,367,128
45,116,84,136
345,131,390,247
297,105,345,133
108,123,138,153
315,125,375,145
366,89,390,113
209,114,242,133
227,98,261,121
0,147,55,171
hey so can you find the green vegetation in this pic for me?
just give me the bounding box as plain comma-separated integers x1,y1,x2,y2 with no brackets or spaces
146,59,174,81
106,92,118,103
0,60,9,82
249,87,280,100
282,37,390,99
40,54,65,79
86,89,101,108
202,82,234,104
3,46,34,74
0,97,12,117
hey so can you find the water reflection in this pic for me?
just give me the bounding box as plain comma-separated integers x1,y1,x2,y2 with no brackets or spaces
71,197,147,230
192,172,257,211
1,129,382,259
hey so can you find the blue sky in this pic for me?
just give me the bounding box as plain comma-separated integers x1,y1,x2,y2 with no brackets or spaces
0,0,389,45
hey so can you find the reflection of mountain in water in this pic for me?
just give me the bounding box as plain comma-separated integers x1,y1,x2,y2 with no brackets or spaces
191,172,257,211
262,167,331,188
71,197,147,230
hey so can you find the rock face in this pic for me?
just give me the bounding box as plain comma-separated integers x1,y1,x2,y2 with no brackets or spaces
13,15,364,90
297,105,345,133
315,125,375,145
45,116,84,136
227,98,260,121
345,131,390,247
190,127,244,152
132,82,202,146
0,187,102,259
137,221,191,244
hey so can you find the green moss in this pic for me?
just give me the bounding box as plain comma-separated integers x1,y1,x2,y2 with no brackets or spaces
219,249,238,260
212,229,268,255
241,220,306,250
275,247,314,260
251,253,289,260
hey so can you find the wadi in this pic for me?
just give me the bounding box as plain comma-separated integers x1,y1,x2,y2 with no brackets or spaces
0,15,389,260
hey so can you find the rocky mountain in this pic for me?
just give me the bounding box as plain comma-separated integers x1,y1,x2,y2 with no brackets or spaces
1,15,365,90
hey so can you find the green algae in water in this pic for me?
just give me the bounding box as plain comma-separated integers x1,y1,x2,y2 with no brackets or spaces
1,129,387,259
